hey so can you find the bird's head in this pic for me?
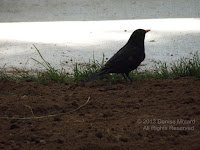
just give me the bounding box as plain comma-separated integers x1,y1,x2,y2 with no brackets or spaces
131,29,150,40
128,29,150,47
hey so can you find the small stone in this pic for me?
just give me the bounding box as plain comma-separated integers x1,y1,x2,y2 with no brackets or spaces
39,139,46,144
150,40,155,42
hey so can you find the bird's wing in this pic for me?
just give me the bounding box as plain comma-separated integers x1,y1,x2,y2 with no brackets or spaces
104,44,144,73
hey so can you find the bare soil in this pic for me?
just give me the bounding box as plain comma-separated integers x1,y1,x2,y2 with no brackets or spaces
0,77,200,150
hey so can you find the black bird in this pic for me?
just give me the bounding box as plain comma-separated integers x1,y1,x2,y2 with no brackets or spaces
85,29,150,82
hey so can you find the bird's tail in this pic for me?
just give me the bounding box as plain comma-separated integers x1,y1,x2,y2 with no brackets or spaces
85,69,107,83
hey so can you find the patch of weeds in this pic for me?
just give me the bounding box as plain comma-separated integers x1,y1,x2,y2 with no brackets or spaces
152,52,200,79
12,69,37,82
73,54,105,82
153,62,172,79
170,52,200,78
0,65,11,80
32,45,71,83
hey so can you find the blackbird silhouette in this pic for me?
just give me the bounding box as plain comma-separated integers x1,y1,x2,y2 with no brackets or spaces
85,29,150,82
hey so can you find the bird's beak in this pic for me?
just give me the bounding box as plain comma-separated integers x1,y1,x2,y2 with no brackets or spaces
145,29,150,33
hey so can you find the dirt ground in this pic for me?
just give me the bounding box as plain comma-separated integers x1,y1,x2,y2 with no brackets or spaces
0,77,200,150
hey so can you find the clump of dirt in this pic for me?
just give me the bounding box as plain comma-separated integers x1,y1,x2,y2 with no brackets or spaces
0,77,200,150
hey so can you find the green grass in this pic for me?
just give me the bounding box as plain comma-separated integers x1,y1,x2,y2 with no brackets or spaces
0,46,199,83
73,53,105,82
171,53,200,77
153,52,200,79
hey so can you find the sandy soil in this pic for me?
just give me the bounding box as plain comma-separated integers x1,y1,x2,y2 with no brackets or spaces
0,77,200,150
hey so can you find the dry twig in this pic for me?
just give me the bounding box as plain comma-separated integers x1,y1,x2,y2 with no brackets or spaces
0,96,90,120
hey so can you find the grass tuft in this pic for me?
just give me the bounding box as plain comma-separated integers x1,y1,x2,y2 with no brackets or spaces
0,65,11,80
152,52,200,79
31,45,71,83
73,54,105,81
170,52,200,78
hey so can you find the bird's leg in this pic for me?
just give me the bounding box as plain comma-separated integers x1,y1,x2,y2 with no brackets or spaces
125,72,133,82
122,73,127,81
